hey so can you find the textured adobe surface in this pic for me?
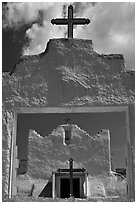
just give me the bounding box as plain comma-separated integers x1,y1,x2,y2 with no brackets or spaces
3,39,134,108
17,126,111,197
2,38,134,199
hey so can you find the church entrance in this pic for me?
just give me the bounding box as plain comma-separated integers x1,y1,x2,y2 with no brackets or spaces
60,178,80,198
52,158,87,198
52,172,87,198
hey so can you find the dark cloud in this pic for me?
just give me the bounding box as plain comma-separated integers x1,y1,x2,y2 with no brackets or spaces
2,25,31,72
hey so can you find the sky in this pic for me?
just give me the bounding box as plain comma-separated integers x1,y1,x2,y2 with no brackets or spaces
2,2,135,72
17,112,127,169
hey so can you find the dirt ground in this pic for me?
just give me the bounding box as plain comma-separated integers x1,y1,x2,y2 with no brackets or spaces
3,195,133,202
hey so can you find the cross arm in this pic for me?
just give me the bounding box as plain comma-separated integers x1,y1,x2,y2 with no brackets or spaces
51,18,69,25
72,18,90,25
57,168,85,172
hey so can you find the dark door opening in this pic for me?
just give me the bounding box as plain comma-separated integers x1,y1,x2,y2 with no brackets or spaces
60,178,80,198
60,178,70,198
73,178,80,198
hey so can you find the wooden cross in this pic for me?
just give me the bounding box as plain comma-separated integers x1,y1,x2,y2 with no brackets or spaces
51,5,90,38
57,158,85,197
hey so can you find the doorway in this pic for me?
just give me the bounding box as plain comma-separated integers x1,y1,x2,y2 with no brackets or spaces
9,106,133,199
60,178,80,198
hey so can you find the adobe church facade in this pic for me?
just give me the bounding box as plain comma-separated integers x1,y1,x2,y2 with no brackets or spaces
16,125,111,198
2,5,135,200
2,38,135,200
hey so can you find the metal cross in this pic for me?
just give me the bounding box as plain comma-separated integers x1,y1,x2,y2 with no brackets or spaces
51,5,90,38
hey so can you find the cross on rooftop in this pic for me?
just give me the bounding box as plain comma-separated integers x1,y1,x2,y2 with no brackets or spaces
64,118,71,124
51,5,90,38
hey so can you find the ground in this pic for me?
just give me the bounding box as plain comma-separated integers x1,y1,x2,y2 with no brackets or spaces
4,195,133,202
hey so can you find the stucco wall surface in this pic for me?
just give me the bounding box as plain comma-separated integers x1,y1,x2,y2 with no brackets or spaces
2,38,134,199
17,126,111,197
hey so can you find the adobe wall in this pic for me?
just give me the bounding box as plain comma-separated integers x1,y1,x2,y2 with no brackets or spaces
2,38,135,199
16,125,111,197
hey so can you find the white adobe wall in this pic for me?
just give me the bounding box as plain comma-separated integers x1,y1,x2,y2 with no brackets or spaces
16,125,111,197
2,38,134,199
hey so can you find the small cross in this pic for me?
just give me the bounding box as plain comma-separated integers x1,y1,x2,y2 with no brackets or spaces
51,5,90,38
64,118,71,124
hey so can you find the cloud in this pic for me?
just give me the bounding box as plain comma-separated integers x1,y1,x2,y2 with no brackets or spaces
22,21,66,55
3,2,54,28
75,2,135,70
3,2,71,55
22,3,72,55
3,2,135,70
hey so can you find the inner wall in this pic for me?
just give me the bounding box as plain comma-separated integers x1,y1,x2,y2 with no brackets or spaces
16,111,126,169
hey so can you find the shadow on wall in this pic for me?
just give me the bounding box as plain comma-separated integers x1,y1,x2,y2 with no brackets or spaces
38,181,52,197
